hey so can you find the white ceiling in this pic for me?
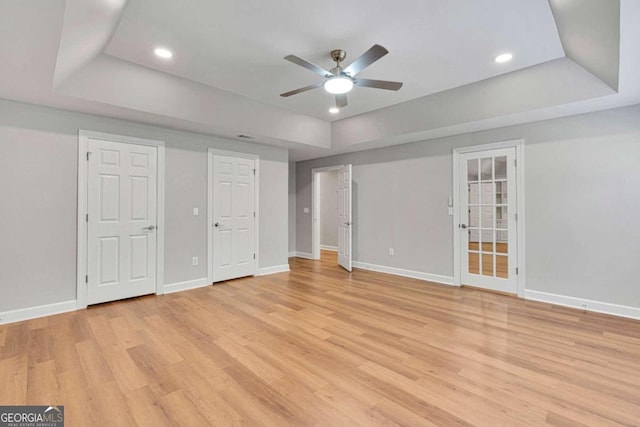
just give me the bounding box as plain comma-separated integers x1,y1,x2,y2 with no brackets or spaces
105,0,565,121
0,0,637,162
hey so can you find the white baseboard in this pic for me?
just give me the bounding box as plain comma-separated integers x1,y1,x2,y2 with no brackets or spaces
352,261,456,287
320,245,338,252
163,277,211,295
525,290,640,320
288,251,297,258
0,300,77,325
293,251,316,260
257,264,290,276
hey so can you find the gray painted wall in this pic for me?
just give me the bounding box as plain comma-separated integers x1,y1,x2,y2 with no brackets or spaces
288,162,296,253
319,171,339,248
0,99,289,312
296,104,640,308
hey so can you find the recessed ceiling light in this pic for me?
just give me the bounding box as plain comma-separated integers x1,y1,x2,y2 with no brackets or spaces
494,53,513,63
329,107,340,114
154,47,173,59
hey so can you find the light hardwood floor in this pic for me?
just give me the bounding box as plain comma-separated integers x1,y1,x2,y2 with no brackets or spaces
1,251,639,426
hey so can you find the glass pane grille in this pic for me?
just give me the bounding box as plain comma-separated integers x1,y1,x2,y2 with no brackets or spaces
466,155,509,279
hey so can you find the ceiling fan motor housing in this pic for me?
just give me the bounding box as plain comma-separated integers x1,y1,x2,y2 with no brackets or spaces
330,49,347,64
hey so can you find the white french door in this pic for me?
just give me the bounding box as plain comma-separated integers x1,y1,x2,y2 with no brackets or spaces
337,164,352,272
87,138,158,304
459,148,517,293
211,154,256,282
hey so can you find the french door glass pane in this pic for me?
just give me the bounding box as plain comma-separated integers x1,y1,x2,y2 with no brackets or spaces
469,183,479,204
469,251,479,275
468,159,479,181
495,156,507,179
496,206,507,229
482,207,493,228
481,158,492,180
482,253,494,276
496,255,508,278
469,207,479,227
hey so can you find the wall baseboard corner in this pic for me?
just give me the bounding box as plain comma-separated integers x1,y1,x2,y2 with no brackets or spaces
525,290,640,320
352,261,456,287
288,251,297,258
320,245,338,252
257,264,290,276
163,277,211,295
0,300,77,325
293,252,316,260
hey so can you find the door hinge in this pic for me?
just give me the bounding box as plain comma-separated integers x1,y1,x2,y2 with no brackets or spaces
253,253,256,260
514,159,517,167
86,213,89,222
86,151,91,161
253,211,256,218
85,275,88,283
253,168,256,175
515,267,519,275
515,213,518,221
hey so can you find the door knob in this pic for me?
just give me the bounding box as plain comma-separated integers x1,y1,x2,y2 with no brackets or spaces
460,224,467,229
214,222,220,228
143,225,156,231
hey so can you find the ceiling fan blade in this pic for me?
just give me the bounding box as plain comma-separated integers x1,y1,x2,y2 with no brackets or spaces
284,55,332,78
355,78,403,91
335,94,348,108
280,82,324,97
343,44,389,77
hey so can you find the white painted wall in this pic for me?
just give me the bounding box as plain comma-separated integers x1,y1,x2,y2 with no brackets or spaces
296,104,640,309
0,99,289,313
319,170,339,248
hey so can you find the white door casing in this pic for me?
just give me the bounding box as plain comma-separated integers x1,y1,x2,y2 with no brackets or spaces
211,154,257,282
86,138,159,305
337,164,353,272
459,147,517,294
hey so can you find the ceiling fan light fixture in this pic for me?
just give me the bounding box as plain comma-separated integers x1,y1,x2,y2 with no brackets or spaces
324,76,353,94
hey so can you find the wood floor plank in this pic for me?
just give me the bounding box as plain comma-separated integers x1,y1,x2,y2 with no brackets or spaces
0,250,639,425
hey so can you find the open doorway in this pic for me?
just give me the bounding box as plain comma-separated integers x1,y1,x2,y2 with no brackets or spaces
312,165,353,271
318,169,339,264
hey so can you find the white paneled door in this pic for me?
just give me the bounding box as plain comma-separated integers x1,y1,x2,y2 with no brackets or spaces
87,138,158,305
212,155,256,282
459,148,517,294
337,164,352,272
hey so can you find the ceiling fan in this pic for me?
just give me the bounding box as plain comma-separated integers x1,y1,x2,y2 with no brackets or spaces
280,44,403,108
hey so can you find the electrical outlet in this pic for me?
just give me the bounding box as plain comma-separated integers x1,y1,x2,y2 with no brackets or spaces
448,207,454,215
389,248,394,256
192,257,198,266
193,207,199,216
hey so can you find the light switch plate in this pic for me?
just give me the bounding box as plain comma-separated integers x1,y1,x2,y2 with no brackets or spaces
303,207,309,213
193,207,199,216
448,207,454,216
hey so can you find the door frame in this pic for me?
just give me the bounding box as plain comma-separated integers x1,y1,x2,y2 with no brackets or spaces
76,130,166,309
311,165,344,260
207,149,260,284
452,139,526,297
